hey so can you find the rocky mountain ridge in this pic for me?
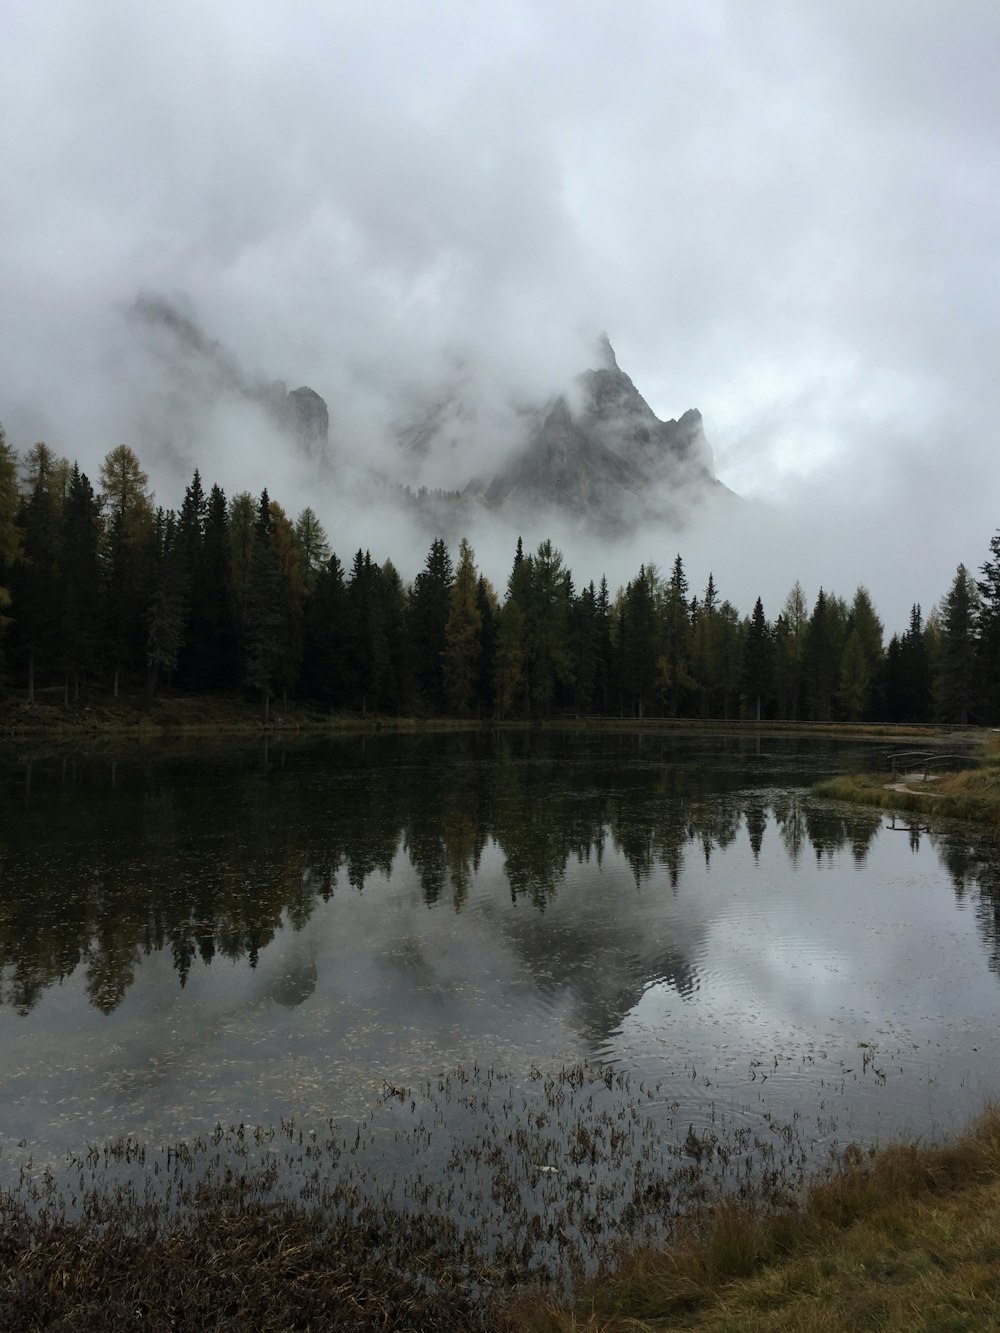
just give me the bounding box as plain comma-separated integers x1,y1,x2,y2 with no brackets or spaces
130,296,732,527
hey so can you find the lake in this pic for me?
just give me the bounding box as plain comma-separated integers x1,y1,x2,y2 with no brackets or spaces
2,729,998,1280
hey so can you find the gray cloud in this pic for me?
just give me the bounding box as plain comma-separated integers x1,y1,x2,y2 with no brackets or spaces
2,0,998,628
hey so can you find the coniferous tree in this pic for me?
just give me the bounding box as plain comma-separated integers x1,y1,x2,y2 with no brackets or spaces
741,596,772,721
691,573,720,718
977,532,1000,722
146,507,186,695
803,589,844,721
842,586,884,721
475,576,499,716
380,559,413,713
12,444,64,701
524,539,574,716
0,426,23,650
620,565,659,717
938,564,979,724
837,630,870,722
346,549,390,712
300,552,349,706
410,537,453,713
228,491,257,672
201,484,237,689
268,500,307,706
242,492,286,719
98,444,154,695
774,581,808,719
59,464,101,699
493,541,531,719
715,601,743,720
660,555,694,716
571,581,599,714
887,604,933,722
443,538,482,716
294,507,331,591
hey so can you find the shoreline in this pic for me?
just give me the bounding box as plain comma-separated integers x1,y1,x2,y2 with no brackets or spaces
0,691,984,743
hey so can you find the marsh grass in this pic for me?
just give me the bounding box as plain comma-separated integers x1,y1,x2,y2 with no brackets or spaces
0,1062,856,1330
516,1108,1000,1331
2,1075,998,1330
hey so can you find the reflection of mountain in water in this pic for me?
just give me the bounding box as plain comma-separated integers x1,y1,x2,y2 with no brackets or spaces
0,734,913,1023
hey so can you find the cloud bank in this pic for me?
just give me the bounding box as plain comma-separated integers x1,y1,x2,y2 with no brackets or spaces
2,0,998,627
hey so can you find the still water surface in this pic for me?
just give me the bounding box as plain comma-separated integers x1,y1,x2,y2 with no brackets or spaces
2,730,999,1182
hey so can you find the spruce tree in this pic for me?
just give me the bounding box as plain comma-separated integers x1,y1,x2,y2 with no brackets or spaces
410,538,453,712
442,538,482,716
60,465,101,699
939,564,979,724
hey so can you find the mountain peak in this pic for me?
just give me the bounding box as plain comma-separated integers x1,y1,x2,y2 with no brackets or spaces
595,332,619,371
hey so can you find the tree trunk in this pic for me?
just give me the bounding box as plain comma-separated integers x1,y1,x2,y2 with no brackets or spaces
27,652,34,705
113,668,119,699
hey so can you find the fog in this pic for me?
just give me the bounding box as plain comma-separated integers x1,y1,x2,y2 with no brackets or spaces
2,1,998,631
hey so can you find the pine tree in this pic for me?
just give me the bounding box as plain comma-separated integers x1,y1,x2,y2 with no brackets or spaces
837,630,870,722
938,565,979,724
661,555,694,716
740,597,772,721
0,426,23,646
201,484,237,689
300,553,349,705
11,443,64,701
59,465,101,699
524,539,574,716
977,532,1000,722
887,605,933,722
242,492,286,719
620,565,658,717
475,576,499,716
842,586,884,721
98,444,154,695
146,508,186,695
410,538,453,712
346,550,390,712
294,507,330,590
442,538,482,716
493,540,531,719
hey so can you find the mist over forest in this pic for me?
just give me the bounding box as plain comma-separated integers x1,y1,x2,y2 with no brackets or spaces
2,2,999,678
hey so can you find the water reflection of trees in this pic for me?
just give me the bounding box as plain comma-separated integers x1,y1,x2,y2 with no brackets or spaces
0,735,889,1013
928,827,1000,976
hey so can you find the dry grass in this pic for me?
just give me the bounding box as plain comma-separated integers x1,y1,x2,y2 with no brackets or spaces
813,734,1000,833
0,1205,491,1332
515,1109,1000,1332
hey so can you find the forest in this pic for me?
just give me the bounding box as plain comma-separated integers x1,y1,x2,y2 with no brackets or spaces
0,427,996,725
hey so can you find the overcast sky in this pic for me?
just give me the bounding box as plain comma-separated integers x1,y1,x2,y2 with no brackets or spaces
2,0,998,628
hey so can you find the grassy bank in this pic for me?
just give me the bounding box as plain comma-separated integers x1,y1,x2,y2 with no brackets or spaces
0,691,486,739
0,687,981,741
813,732,1000,832
519,1109,1000,1332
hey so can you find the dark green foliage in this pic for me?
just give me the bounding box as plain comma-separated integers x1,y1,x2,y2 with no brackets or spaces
146,508,186,695
59,465,101,696
10,444,63,700
410,537,453,712
886,605,933,723
741,597,772,721
4,430,1000,724
939,565,979,724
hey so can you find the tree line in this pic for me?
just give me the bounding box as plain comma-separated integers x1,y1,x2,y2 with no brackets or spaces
0,427,998,724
